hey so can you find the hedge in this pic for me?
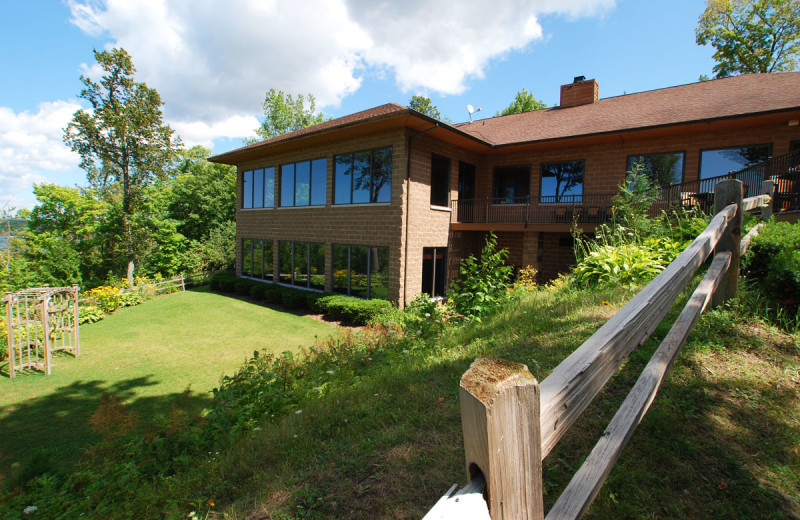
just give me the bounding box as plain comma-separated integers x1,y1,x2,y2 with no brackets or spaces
312,294,393,325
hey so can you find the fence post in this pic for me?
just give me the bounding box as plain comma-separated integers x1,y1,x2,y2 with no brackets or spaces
712,179,743,308
460,358,543,520
760,180,775,221
180,274,186,291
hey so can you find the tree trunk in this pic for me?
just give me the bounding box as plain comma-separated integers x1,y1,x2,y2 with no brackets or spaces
127,258,135,286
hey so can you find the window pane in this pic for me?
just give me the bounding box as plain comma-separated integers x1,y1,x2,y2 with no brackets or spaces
311,159,327,206
352,152,372,204
295,161,311,206
372,147,392,203
279,242,293,284
242,239,252,276
494,166,530,203
350,245,369,298
540,161,584,203
263,241,274,281
627,153,684,187
369,247,389,300
252,240,263,278
310,243,325,290
334,154,352,204
293,243,309,287
281,164,295,207
430,154,450,206
264,167,275,208
253,169,264,208
243,170,253,209
699,145,771,179
333,245,349,294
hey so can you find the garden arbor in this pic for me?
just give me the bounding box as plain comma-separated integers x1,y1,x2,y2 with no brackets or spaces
3,286,80,378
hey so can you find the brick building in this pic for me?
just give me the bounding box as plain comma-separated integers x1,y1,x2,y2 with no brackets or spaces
210,73,800,307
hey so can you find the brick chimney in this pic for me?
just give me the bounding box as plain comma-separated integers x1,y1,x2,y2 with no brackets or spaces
560,76,599,108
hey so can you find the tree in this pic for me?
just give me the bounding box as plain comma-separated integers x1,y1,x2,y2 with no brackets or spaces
409,95,442,119
497,88,549,116
696,0,800,78
250,89,327,142
64,48,180,284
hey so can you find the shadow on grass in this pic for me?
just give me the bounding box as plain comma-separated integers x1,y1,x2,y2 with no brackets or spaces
0,372,213,482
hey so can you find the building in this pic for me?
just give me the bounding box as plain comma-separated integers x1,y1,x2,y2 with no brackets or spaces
209,73,800,307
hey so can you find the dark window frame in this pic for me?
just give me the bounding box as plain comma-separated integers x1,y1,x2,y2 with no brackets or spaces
334,146,393,205
540,159,585,204
698,143,773,180
331,244,389,299
241,238,274,281
625,151,686,188
279,158,327,207
492,164,531,204
430,154,451,207
242,167,276,209
277,241,325,290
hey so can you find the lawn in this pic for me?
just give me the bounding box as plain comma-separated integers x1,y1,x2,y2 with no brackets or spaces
0,288,335,474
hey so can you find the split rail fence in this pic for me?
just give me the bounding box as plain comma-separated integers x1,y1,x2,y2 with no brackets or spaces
425,179,774,520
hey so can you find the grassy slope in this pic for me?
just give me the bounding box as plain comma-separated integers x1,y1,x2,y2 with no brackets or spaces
0,288,334,473
168,286,799,519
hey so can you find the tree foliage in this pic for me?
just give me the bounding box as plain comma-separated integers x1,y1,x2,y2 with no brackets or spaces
696,0,800,77
250,89,328,142
64,48,180,283
409,95,442,119
497,88,549,116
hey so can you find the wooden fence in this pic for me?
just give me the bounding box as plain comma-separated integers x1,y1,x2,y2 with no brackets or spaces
425,179,774,520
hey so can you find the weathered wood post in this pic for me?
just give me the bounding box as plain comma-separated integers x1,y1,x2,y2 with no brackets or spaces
40,292,51,375
760,180,775,221
72,284,81,357
4,292,14,378
711,179,743,308
460,358,544,520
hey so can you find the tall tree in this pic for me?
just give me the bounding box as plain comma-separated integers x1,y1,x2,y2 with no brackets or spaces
64,48,179,284
409,95,442,119
497,88,549,116
250,89,327,142
696,0,800,78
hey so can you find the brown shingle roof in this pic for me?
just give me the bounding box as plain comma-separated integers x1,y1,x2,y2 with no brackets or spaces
454,72,800,146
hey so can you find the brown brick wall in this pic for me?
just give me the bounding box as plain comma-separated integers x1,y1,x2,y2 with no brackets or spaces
560,79,599,108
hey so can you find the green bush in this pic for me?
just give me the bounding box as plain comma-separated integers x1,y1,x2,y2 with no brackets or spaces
249,282,268,300
447,232,513,320
743,220,800,319
209,271,237,292
78,304,106,324
313,294,393,325
573,237,682,288
281,287,310,310
234,280,255,296
264,284,284,305
306,291,328,310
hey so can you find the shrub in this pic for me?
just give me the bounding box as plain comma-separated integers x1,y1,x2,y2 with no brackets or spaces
281,287,310,310
209,271,238,292
235,279,255,296
743,220,800,319
78,304,106,324
573,237,682,288
249,282,268,300
447,232,513,320
84,285,123,313
516,265,538,290
313,294,392,325
264,284,284,305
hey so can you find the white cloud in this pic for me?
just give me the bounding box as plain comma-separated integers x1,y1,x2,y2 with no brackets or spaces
0,101,85,209
66,0,615,137
172,114,260,149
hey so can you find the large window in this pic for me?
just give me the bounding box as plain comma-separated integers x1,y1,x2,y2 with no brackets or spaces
493,165,530,203
242,239,274,281
278,242,325,290
540,160,584,203
626,152,685,187
242,167,275,209
430,154,451,207
334,146,392,204
280,158,326,207
422,247,447,297
332,245,389,299
699,144,771,179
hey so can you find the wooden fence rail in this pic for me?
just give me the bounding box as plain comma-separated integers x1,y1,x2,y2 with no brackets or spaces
425,179,773,520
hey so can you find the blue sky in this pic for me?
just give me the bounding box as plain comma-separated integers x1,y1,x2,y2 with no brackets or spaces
0,0,716,210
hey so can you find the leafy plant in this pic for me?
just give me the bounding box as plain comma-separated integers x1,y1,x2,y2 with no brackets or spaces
743,220,800,323
447,232,513,320
78,304,106,324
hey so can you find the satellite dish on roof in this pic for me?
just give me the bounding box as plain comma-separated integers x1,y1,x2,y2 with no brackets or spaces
467,104,481,122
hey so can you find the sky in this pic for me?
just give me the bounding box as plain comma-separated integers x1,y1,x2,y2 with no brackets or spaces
0,0,716,210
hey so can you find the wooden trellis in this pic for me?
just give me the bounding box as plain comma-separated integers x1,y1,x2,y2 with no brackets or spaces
3,285,80,378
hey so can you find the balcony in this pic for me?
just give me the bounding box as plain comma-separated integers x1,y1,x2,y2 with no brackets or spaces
450,150,800,228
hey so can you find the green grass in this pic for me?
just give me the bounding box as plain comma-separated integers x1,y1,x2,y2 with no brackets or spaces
0,288,334,474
